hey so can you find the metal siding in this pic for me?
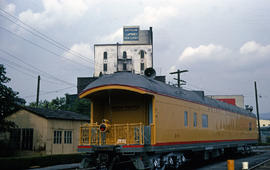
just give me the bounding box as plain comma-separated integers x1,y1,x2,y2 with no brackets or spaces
154,93,257,145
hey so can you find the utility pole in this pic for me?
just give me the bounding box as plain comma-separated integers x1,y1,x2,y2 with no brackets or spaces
170,69,188,88
36,75,40,107
116,42,119,72
150,27,153,68
254,81,262,144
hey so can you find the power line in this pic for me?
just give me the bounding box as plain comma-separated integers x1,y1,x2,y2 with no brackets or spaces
0,8,95,65
0,25,92,70
0,49,76,86
1,60,37,79
170,69,188,88
23,85,76,99
4,61,68,86
0,9,107,71
0,56,68,85
1,57,77,100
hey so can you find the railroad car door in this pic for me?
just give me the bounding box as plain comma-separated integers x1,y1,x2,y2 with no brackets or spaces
144,96,154,145
148,99,153,125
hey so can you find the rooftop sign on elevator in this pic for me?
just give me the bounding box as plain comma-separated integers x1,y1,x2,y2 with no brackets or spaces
123,26,139,41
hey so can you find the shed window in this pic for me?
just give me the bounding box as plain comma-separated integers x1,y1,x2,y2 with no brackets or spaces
103,63,107,72
10,128,33,150
54,131,62,144
202,114,208,128
193,112,197,127
104,52,107,60
123,51,127,58
184,111,188,127
64,131,72,144
140,50,144,59
21,128,33,150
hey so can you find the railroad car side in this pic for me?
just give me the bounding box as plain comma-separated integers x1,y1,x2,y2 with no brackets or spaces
153,93,257,149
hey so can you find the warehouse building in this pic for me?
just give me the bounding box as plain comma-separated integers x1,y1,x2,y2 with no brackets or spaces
5,107,89,155
94,26,153,77
260,119,270,127
207,95,244,108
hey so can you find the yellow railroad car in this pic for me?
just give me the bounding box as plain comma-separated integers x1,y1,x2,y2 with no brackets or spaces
78,70,257,169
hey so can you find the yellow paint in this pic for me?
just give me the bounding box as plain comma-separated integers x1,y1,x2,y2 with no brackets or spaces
154,94,257,143
152,96,156,145
90,102,93,124
92,91,151,125
80,123,144,145
79,85,148,98
227,160,235,170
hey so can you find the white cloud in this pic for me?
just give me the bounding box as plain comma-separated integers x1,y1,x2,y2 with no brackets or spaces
131,6,178,26
178,44,230,63
175,41,270,75
237,41,270,68
63,43,93,64
101,5,178,43
240,41,270,56
100,28,122,43
4,3,16,14
18,0,93,29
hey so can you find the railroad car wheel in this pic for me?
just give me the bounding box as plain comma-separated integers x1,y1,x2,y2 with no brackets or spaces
152,157,165,170
79,157,91,168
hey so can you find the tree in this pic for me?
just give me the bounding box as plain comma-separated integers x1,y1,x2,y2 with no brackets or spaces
0,64,26,132
28,95,90,115
65,96,90,115
29,97,67,110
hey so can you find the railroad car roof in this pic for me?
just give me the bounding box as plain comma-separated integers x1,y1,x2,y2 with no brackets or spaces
81,72,256,118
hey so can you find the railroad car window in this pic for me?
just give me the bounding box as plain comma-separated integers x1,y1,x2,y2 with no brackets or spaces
249,122,252,131
193,112,197,127
103,63,107,72
64,131,72,144
202,114,208,128
54,130,62,144
184,111,188,127
103,51,107,60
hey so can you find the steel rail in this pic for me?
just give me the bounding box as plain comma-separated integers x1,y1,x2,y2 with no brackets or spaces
249,158,270,170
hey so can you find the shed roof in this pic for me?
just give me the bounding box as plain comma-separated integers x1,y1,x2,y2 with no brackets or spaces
21,106,90,121
81,72,256,118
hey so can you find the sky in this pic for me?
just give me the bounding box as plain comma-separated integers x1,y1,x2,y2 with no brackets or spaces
0,0,269,113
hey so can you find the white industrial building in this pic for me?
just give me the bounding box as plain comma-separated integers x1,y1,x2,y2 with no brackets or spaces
94,26,153,77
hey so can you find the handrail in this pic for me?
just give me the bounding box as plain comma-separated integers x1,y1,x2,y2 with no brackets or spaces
79,123,153,146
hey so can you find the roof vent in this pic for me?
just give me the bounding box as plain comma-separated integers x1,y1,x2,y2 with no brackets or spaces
245,105,253,112
144,67,156,78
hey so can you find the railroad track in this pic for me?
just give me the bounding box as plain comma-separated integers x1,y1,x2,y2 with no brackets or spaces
249,158,270,170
